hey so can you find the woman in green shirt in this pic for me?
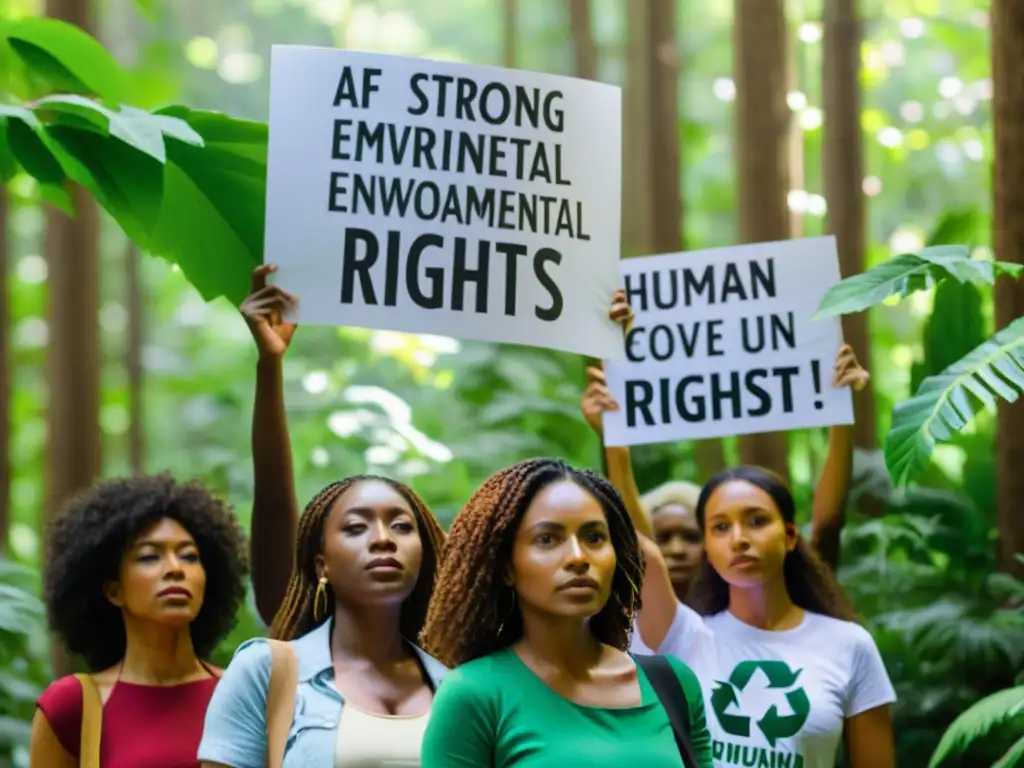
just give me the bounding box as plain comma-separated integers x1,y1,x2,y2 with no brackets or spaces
419,457,713,768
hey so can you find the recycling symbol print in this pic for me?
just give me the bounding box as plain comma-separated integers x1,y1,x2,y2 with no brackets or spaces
711,660,810,747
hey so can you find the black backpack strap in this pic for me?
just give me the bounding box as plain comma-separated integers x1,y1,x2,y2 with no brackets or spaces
634,654,700,768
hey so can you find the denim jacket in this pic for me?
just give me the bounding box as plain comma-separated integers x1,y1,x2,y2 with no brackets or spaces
197,619,448,768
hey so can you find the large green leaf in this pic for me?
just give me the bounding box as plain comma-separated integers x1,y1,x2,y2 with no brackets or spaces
0,16,128,101
1,97,204,230
38,95,203,162
146,107,267,305
913,279,987,393
885,316,1024,485
994,733,1024,768
928,686,1024,767
42,122,164,240
6,116,61,182
926,208,982,248
912,211,990,392
815,245,1023,319
0,118,15,182
0,97,261,305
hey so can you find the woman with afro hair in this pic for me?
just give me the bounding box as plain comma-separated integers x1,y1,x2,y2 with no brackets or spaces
29,474,249,768
419,457,713,768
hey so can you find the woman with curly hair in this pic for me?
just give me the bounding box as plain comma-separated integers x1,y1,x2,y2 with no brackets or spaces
196,265,447,768
419,457,714,768
29,474,249,768
636,467,896,768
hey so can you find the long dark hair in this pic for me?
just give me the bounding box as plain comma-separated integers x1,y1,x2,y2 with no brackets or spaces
686,465,856,621
420,458,645,668
270,475,446,641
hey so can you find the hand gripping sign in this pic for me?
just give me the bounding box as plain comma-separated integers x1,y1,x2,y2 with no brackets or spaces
602,237,854,447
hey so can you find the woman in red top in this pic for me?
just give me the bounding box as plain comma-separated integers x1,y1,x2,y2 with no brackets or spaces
29,475,248,768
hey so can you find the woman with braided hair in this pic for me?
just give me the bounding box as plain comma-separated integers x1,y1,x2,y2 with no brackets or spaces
198,474,447,768
197,265,448,768
420,457,713,768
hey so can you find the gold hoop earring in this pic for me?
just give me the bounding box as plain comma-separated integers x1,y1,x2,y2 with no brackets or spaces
496,589,517,636
314,576,329,622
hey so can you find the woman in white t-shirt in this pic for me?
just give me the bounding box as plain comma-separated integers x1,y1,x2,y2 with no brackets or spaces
581,344,870,608
636,466,896,768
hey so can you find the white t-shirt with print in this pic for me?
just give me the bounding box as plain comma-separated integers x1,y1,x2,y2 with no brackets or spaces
631,602,896,768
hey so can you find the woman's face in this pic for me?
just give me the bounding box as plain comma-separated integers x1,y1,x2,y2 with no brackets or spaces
508,480,617,621
105,517,205,627
318,480,422,608
651,503,703,589
703,480,796,588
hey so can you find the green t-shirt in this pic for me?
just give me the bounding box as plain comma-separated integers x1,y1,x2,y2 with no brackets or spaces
421,647,714,767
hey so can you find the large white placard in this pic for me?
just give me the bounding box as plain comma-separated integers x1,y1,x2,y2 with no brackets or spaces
263,46,623,358
602,237,854,446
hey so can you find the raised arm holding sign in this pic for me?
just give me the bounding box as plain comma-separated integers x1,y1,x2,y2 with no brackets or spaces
263,46,623,359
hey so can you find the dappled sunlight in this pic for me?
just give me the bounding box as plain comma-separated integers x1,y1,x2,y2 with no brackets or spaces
0,1,1018,766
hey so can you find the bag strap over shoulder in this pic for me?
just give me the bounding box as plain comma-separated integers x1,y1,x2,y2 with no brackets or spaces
74,673,102,768
265,639,299,768
633,654,700,768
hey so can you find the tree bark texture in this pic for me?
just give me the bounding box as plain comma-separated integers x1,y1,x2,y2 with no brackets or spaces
44,0,102,677
568,0,597,80
733,0,791,483
823,0,877,450
992,0,1024,579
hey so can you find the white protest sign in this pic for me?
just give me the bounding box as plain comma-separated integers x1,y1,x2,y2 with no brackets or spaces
602,237,854,446
263,45,623,358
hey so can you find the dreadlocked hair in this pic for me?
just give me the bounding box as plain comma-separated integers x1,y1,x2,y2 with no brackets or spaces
419,457,645,668
269,475,446,641
685,465,857,622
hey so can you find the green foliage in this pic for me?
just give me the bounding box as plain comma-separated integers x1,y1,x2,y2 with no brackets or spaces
146,106,266,305
912,210,989,392
928,686,1024,768
0,3,1012,768
0,18,265,306
885,317,1024,485
994,735,1024,768
816,239,1022,484
838,446,1023,767
0,16,129,100
0,559,50,760
814,245,1022,320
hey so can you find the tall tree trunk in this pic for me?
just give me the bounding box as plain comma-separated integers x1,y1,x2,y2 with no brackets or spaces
44,0,102,677
0,190,9,551
992,0,1024,580
647,0,680,254
643,0,725,480
126,242,144,475
823,0,877,451
568,0,597,80
623,0,654,258
502,0,517,68
733,0,791,483
788,21,804,239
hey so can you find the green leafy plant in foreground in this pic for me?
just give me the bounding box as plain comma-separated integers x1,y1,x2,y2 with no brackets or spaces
927,685,1024,768
0,16,266,305
0,558,49,763
816,244,1024,486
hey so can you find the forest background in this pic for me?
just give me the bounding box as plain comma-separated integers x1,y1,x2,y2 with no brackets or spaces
0,0,1022,767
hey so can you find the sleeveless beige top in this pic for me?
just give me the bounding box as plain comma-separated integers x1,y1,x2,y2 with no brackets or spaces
333,700,431,767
